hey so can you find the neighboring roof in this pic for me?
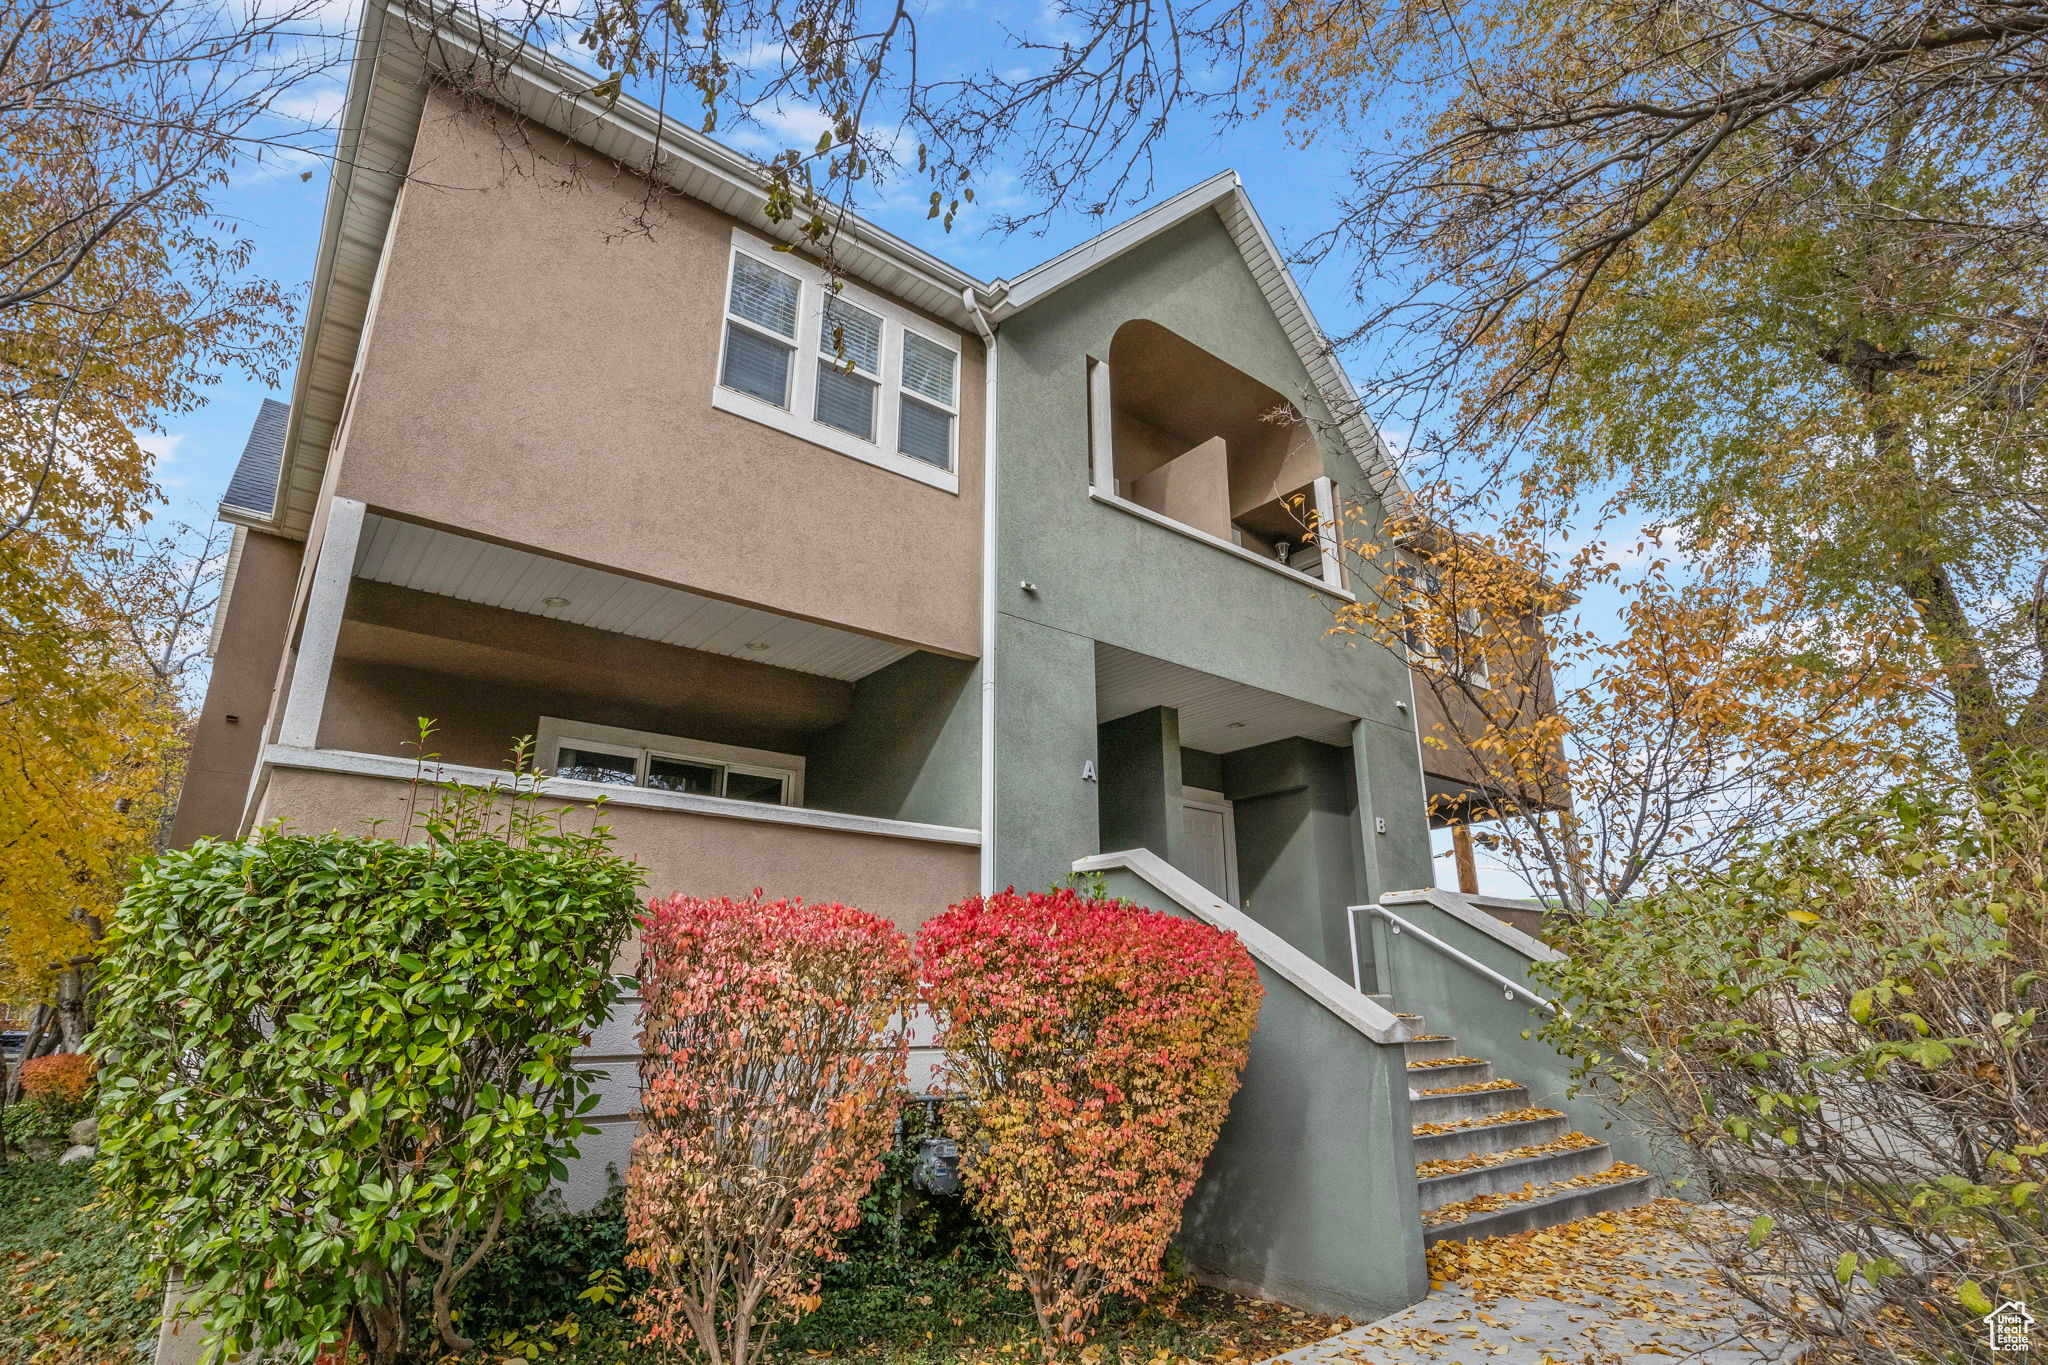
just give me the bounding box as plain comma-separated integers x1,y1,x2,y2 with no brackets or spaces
219,397,289,522
271,0,1402,537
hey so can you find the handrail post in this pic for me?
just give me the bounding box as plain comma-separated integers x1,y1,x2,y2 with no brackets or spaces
1347,904,1364,996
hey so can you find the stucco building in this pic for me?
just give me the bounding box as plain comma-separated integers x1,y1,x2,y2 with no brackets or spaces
172,0,1665,1326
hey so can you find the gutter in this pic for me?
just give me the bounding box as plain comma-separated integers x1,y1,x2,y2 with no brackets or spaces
964,284,1002,895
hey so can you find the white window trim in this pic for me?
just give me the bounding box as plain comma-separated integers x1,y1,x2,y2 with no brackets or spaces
712,229,963,495
537,717,806,805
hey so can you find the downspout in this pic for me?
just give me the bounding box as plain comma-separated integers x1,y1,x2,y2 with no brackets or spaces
965,285,1002,895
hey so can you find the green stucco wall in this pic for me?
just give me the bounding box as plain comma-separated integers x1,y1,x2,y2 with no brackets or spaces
1222,738,1362,976
1098,706,1188,866
991,207,1435,952
805,651,981,827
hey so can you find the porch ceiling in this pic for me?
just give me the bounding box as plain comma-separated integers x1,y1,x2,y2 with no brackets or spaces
1094,644,1357,753
354,514,915,682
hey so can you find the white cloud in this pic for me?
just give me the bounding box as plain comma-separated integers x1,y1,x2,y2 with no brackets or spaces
272,83,347,129
723,102,840,156
136,431,189,463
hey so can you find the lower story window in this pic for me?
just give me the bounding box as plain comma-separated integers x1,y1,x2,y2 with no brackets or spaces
539,719,802,806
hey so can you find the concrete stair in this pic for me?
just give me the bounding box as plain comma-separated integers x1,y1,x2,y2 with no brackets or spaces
1411,1108,1571,1161
1396,1013,1656,1246
1410,1081,1531,1124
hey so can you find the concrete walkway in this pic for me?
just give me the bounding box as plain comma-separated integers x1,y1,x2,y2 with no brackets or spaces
1270,1201,1802,1364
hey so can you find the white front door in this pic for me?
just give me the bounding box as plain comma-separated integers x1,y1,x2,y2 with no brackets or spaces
1180,786,1240,903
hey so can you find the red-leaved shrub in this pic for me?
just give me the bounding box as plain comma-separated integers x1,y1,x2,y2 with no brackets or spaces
626,892,913,1365
18,1052,95,1103
917,888,1263,1347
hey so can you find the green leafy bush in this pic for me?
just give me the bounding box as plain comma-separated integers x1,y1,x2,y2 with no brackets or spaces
446,1183,644,1342
91,764,644,1365
1537,756,2048,1363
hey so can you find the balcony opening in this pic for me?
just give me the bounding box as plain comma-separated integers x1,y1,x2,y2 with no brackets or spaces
1091,320,1341,584
317,517,983,834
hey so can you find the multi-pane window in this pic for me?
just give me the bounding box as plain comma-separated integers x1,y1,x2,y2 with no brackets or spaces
551,736,794,805
815,295,884,440
898,331,957,468
721,254,803,406
713,240,962,484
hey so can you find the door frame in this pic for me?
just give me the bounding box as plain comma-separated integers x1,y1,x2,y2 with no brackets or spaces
1180,785,1241,905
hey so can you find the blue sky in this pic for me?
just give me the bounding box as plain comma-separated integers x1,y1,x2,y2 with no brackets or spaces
154,1,1371,522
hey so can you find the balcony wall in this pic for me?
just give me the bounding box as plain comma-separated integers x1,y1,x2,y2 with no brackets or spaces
253,761,978,937
252,756,979,1208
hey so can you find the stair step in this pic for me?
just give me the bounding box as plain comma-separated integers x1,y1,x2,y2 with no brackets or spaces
1410,1081,1530,1125
1421,1168,1658,1246
1412,1109,1570,1162
1405,1058,1492,1087
1402,1034,1460,1062
1366,994,1394,1009
1415,1138,1614,1209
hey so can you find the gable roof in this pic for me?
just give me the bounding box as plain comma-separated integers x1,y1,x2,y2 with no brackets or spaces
987,173,1406,501
264,0,1398,537
219,397,289,522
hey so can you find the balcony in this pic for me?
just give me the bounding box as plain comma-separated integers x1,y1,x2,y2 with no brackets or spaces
255,507,982,931
1086,320,1345,592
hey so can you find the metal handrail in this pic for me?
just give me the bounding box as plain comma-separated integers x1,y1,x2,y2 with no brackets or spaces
1346,903,1559,1015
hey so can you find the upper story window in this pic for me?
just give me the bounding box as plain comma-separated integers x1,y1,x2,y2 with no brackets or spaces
712,231,963,493
721,254,804,405
1401,563,1490,688
538,717,806,806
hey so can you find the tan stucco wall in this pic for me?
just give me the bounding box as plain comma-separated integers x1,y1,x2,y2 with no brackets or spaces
253,766,978,941
318,580,853,766
332,87,984,657
169,530,305,845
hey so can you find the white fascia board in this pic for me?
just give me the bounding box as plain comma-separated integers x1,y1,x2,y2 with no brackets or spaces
271,0,394,538
1212,188,1411,505
385,0,988,313
991,172,1242,313
206,527,248,660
